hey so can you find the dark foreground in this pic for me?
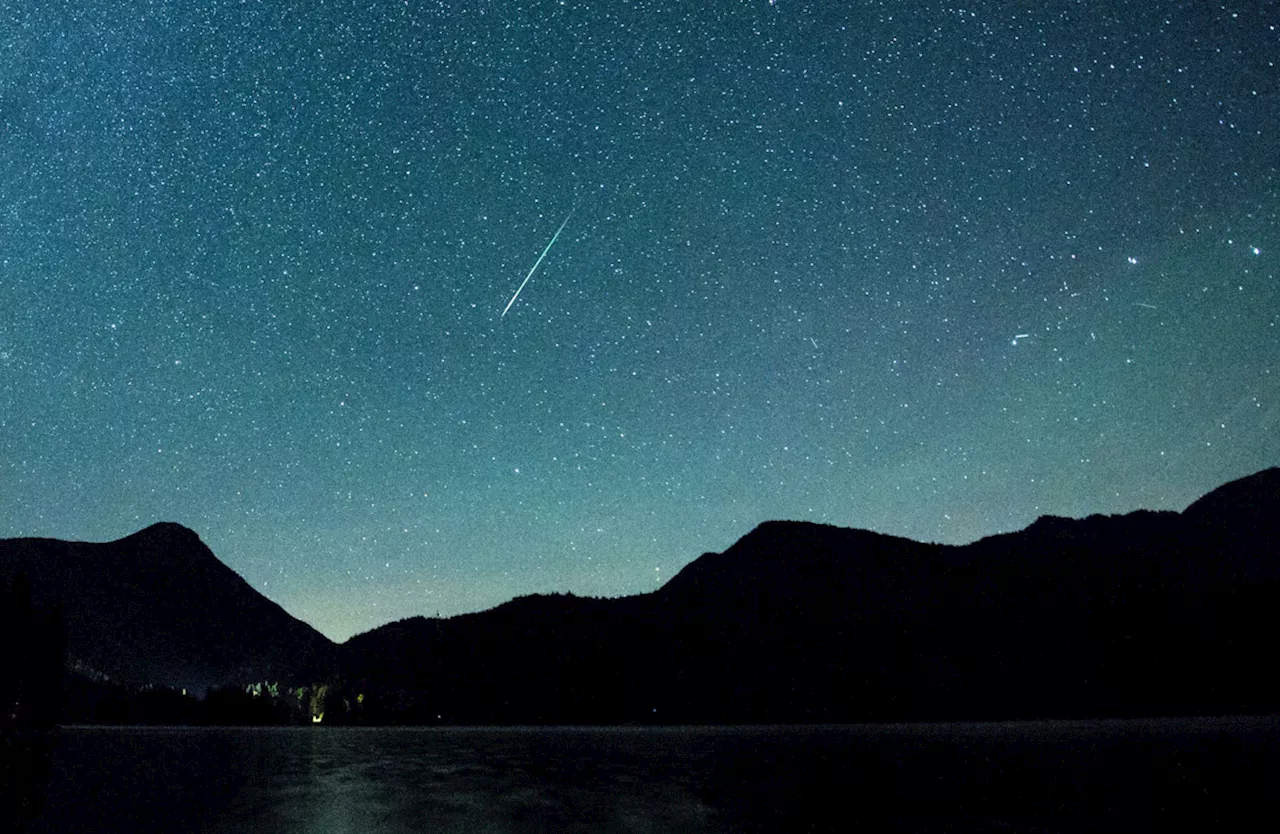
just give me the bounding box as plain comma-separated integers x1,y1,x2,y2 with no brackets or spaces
10,717,1279,832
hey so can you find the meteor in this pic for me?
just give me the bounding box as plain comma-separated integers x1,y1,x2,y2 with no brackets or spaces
501,205,577,318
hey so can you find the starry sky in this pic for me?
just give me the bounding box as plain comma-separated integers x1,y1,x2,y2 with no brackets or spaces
2,1,1277,641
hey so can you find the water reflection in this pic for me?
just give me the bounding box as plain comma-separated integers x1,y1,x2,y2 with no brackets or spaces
211,727,718,833
27,718,1280,832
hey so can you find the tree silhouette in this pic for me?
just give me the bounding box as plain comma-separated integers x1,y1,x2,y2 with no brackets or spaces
1,574,65,728
1,574,65,827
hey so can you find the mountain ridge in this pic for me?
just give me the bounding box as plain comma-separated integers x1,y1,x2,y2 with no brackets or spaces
343,467,1279,638
340,466,1280,723
0,521,337,695
3,466,1277,723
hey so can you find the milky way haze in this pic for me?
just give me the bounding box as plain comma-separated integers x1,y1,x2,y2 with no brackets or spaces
2,1,1276,640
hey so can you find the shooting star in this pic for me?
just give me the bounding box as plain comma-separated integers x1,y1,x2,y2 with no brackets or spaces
501,205,577,318
1134,302,1158,310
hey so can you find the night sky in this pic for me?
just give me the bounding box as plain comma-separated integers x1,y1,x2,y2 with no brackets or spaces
2,1,1277,641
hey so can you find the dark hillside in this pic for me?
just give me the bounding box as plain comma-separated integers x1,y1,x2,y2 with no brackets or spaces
5,469,1277,723
0,523,336,695
342,468,1280,723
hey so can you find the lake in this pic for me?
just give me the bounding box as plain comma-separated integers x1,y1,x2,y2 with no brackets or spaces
12,717,1280,832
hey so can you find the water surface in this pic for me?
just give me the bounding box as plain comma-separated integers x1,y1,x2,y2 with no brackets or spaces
20,717,1280,832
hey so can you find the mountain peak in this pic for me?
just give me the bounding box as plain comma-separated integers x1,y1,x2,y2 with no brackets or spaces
732,519,908,553
1183,467,1280,519
0,523,336,693
127,521,203,543
1025,514,1075,531
1180,467,1280,563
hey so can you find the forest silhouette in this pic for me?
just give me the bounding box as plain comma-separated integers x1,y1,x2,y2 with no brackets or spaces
1,467,1278,727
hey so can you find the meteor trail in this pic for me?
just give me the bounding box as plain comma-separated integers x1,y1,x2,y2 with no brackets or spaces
501,205,577,318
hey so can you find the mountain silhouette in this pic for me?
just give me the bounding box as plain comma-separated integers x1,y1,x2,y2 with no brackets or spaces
2,468,1278,723
343,467,1280,723
0,522,335,695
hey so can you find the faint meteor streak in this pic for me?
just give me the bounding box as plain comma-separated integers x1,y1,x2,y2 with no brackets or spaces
1134,302,1158,310
501,205,577,318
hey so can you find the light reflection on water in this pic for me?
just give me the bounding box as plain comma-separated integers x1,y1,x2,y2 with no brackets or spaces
23,718,1280,832
206,727,720,833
